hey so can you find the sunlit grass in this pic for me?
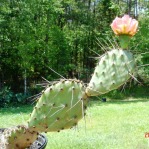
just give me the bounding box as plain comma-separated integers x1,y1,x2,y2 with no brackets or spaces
0,97,149,149
0,105,32,128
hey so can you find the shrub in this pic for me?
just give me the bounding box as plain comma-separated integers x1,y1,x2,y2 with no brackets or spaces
0,86,29,107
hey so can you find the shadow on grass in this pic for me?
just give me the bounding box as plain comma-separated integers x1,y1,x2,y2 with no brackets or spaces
89,85,149,101
0,105,33,115
107,99,149,104
88,98,149,107
107,86,148,99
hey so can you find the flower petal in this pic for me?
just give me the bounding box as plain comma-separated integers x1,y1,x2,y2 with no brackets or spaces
110,15,138,36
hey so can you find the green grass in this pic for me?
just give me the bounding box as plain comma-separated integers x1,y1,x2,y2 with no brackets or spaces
0,97,149,149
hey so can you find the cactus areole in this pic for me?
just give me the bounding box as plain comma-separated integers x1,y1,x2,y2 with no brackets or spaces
28,79,88,132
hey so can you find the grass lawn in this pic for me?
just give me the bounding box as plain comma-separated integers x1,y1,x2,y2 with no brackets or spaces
0,97,149,149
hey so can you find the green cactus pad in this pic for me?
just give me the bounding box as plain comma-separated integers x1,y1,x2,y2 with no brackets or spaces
86,49,135,96
3,125,38,149
28,79,88,132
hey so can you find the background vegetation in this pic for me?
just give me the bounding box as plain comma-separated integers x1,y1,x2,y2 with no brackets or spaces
0,0,149,106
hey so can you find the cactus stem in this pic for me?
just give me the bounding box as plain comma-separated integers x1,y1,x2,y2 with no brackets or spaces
86,87,102,96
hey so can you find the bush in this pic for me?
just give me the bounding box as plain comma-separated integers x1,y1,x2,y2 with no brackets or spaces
0,86,14,107
101,85,149,100
0,86,29,107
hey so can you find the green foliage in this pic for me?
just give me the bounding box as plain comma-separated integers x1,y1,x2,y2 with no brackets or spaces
0,87,28,107
0,0,148,102
0,87,14,107
15,93,27,103
131,16,149,83
101,85,149,100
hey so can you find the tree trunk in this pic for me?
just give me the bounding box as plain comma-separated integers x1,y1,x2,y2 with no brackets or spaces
24,69,27,95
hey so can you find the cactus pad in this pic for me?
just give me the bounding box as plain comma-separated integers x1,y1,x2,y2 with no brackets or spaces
2,125,38,149
28,79,88,132
86,49,135,96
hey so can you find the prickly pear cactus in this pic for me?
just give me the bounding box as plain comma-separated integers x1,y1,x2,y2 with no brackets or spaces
86,49,135,96
28,79,88,132
2,125,38,149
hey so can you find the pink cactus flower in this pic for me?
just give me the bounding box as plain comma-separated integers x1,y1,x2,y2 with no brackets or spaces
111,15,138,36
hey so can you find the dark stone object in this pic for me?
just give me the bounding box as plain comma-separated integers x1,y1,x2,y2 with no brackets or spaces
102,98,106,102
